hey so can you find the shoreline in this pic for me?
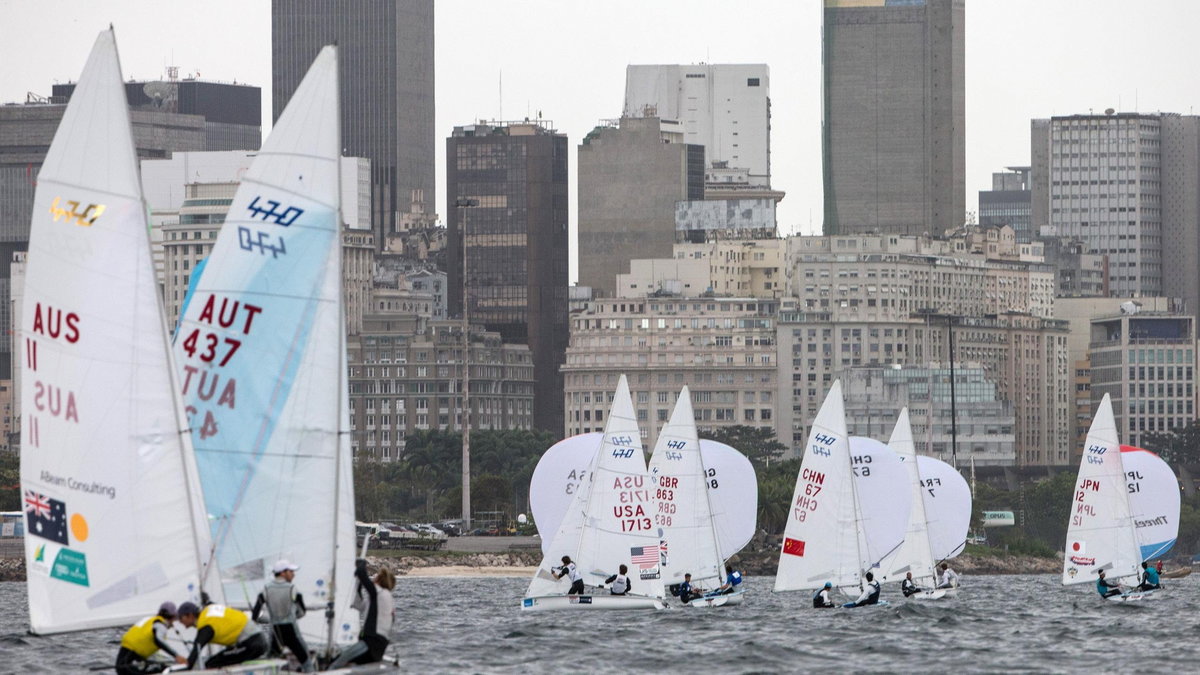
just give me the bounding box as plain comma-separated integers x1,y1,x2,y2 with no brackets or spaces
0,548,1064,582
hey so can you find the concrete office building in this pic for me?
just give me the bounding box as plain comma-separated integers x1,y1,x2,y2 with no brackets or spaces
1055,296,1179,454
779,233,1070,466
1089,310,1197,449
446,120,569,433
822,0,965,237
348,317,534,461
1032,112,1200,305
617,237,784,300
979,167,1032,243
625,64,771,187
578,117,705,296
562,296,778,448
273,0,435,246
840,364,1016,467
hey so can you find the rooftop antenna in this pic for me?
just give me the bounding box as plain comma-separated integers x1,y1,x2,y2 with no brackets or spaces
498,70,502,122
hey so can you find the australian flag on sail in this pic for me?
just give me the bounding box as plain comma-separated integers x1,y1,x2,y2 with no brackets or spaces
630,544,660,570
24,490,69,545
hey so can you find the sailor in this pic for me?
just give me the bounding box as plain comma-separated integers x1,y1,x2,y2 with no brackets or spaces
329,559,396,668
1096,570,1123,598
251,559,312,672
936,563,960,589
178,600,268,670
901,572,923,597
1137,561,1161,591
677,573,704,604
812,582,835,608
847,572,882,607
604,564,632,595
552,555,585,595
115,601,186,675
717,564,744,595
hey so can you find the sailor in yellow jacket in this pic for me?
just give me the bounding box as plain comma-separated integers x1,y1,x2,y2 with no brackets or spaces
177,600,268,670
115,602,186,675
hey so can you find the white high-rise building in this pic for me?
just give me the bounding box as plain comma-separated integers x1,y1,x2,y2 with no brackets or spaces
624,64,771,187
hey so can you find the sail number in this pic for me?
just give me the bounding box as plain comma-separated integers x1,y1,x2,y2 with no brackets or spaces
795,468,825,522
179,329,242,367
620,517,652,532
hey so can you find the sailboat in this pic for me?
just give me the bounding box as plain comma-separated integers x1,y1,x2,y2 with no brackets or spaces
172,46,358,645
881,408,971,599
522,375,665,610
529,434,756,563
19,29,219,634
1062,394,1151,601
647,387,747,607
775,381,908,606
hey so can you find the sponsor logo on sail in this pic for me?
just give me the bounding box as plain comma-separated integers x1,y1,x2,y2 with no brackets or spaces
50,547,89,587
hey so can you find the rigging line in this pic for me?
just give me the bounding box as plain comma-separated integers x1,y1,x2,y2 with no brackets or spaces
193,448,341,460
35,176,139,202
179,289,338,303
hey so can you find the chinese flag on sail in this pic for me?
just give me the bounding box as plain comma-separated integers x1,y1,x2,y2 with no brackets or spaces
782,537,806,557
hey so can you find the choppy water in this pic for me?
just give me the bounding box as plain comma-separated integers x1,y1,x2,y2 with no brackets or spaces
1,574,1197,673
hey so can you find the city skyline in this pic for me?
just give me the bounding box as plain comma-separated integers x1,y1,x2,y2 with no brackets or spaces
2,1,1199,281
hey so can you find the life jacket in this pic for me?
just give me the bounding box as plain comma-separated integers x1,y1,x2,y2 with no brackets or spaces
611,574,629,595
120,615,166,658
198,604,250,646
263,578,300,623
866,580,881,604
812,589,830,608
729,570,743,587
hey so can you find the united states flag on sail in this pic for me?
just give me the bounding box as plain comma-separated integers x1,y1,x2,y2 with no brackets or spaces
630,544,660,569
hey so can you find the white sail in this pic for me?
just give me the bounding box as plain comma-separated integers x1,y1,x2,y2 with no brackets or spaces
526,376,664,600
172,46,356,643
529,432,603,555
882,409,937,586
847,437,910,576
1062,395,1141,585
20,29,216,634
1121,445,1180,562
648,387,723,586
530,433,755,562
775,381,862,592
697,440,758,561
916,455,971,562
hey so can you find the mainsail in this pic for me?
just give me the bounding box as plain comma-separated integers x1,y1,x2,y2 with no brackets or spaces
1062,394,1141,585
881,409,937,586
775,381,864,592
847,436,910,575
648,387,723,586
526,376,664,599
172,46,356,644
20,29,216,634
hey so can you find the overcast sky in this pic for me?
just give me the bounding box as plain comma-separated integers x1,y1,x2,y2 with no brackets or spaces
3,0,1198,269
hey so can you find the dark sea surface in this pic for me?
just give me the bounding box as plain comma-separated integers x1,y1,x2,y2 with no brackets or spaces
1,573,1197,673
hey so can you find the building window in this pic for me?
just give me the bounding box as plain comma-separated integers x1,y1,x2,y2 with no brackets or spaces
747,78,760,87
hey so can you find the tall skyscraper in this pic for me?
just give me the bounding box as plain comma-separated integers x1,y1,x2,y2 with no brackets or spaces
447,121,569,433
624,64,772,187
273,0,435,248
577,117,705,297
1031,112,1200,305
822,0,965,237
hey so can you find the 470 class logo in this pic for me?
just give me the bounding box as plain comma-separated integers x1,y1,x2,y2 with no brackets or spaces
49,197,105,227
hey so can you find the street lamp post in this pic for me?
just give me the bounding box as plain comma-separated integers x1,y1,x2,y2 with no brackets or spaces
455,197,479,531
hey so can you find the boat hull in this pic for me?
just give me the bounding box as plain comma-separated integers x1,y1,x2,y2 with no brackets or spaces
906,589,948,601
1161,568,1191,579
685,589,746,608
521,594,664,611
1105,589,1159,602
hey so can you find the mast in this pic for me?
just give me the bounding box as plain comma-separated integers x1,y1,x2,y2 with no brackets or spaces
325,42,344,659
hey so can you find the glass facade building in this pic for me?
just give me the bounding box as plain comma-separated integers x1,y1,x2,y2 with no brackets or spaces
447,122,569,433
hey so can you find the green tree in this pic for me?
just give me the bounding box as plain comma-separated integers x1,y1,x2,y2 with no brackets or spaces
0,452,17,511
702,425,787,469
1143,421,1200,467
